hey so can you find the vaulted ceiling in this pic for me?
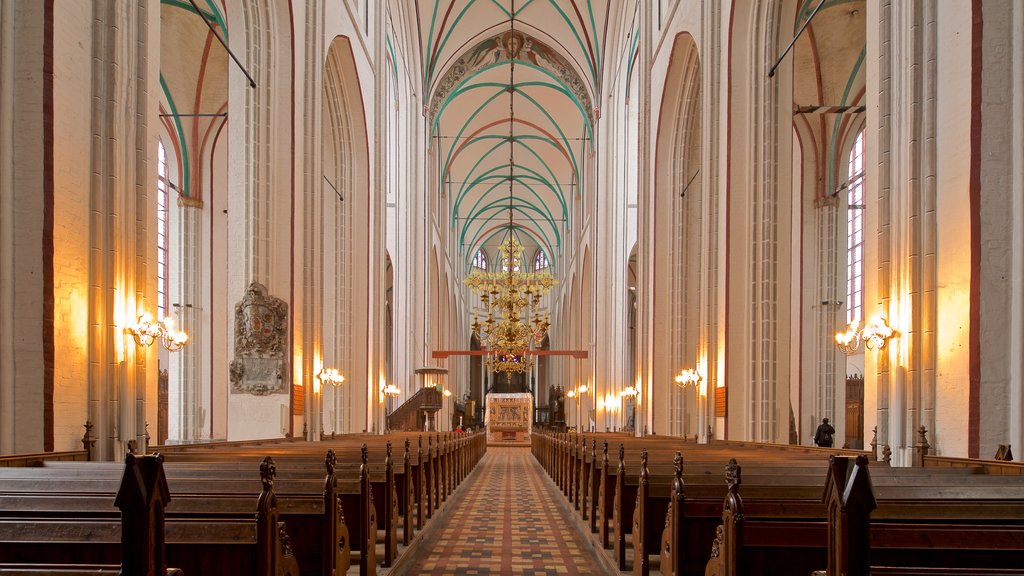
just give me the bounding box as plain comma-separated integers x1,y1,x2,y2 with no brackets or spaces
413,0,611,273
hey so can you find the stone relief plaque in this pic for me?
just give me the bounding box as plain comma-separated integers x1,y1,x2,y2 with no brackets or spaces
229,281,288,396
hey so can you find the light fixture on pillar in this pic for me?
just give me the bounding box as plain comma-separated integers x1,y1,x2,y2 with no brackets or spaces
127,311,189,351
674,368,702,388
620,385,639,398
383,383,400,433
835,315,895,355
158,316,189,352
318,368,345,386
127,312,161,347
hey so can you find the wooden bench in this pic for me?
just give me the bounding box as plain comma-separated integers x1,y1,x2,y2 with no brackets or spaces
0,454,301,576
704,455,1024,576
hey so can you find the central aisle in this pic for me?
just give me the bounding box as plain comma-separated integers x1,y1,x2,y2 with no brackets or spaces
407,447,609,575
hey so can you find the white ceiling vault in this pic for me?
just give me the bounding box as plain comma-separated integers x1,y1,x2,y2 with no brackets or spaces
410,0,613,272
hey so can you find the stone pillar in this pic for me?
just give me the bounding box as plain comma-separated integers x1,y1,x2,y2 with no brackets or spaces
87,0,153,460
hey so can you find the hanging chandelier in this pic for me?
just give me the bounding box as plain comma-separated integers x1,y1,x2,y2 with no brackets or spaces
463,0,556,376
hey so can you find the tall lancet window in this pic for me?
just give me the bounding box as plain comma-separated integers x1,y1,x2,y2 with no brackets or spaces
534,249,549,272
472,249,488,271
846,129,865,326
157,140,169,319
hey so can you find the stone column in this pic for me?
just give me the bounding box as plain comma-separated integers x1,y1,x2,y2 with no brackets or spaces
88,0,153,460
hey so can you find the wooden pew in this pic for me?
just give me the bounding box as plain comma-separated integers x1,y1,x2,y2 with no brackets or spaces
703,455,1024,576
153,441,394,569
0,453,174,575
46,449,355,576
819,455,1024,576
0,455,301,576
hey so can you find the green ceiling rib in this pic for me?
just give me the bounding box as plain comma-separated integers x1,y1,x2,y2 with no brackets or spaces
161,0,216,20
438,86,508,171
434,83,507,143
466,224,557,270
514,0,536,16
459,172,561,242
386,36,400,99
451,149,566,227
461,199,558,251
432,60,592,138
512,130,577,192
488,0,511,18
159,73,190,197
586,0,601,73
435,78,586,182
423,0,444,88
827,48,866,192
451,141,514,216
624,24,640,101
514,88,589,162
428,0,479,83
446,134,570,215
435,84,581,197
202,0,227,40
545,0,597,85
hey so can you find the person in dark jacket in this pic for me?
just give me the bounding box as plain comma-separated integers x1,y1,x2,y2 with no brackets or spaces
814,417,835,447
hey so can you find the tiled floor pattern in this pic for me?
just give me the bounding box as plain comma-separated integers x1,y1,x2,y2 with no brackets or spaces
407,447,606,575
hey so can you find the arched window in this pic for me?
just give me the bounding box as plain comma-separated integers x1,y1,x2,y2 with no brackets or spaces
157,140,169,319
472,249,488,270
846,129,865,326
534,249,549,271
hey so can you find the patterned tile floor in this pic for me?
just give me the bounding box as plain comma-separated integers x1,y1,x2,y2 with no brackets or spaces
406,447,608,576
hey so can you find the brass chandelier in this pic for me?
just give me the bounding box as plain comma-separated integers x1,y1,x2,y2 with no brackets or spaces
463,0,556,376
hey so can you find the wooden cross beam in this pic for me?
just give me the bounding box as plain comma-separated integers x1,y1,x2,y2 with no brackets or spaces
432,350,588,359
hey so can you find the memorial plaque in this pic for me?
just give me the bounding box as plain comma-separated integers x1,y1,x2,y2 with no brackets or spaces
229,281,289,396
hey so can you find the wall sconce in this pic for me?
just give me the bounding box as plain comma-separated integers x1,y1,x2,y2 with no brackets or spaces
383,383,400,397
835,315,896,355
675,368,702,387
442,389,453,398
319,368,345,387
127,312,162,347
126,312,188,352
159,316,189,352
620,385,639,398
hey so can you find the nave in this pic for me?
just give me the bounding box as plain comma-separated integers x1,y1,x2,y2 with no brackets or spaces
407,447,607,576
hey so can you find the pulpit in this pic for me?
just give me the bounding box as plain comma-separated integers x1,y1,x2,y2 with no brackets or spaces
485,393,532,446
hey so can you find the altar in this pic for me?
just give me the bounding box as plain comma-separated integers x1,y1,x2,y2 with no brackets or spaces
485,393,532,446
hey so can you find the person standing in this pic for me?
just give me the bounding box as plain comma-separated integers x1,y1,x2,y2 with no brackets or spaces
814,417,835,447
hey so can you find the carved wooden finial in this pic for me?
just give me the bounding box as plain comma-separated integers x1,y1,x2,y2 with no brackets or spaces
387,440,393,459
916,425,930,450
361,443,368,466
405,437,411,454
325,449,337,475
882,445,892,466
725,458,741,492
618,443,625,463
82,421,96,461
674,451,683,476
602,440,608,457
260,456,277,490
641,447,648,468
